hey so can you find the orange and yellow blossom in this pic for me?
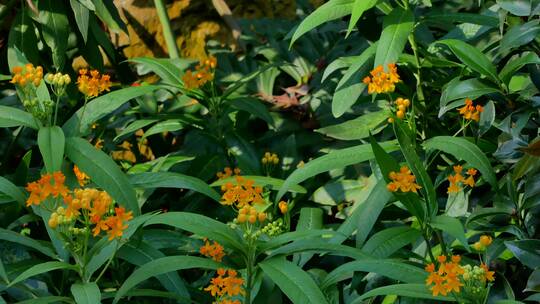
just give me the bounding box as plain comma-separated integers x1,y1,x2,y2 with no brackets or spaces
26,172,133,241
11,64,43,87
73,165,90,187
77,69,111,98
363,63,400,94
182,56,217,90
447,165,478,193
458,98,483,122
200,239,226,262
205,268,244,303
220,175,264,208
426,255,495,298
386,166,421,193
25,172,70,207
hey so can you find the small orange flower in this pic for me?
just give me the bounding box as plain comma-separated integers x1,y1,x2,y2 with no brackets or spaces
278,201,288,214
25,172,70,207
386,166,421,193
363,63,400,94
447,165,478,193
73,165,90,187
77,69,111,98
480,263,495,282
458,98,483,122
11,64,43,87
479,235,492,246
204,268,244,303
220,175,264,207
200,239,226,262
182,57,217,90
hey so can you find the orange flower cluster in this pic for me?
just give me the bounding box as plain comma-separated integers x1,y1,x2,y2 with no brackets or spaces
386,166,421,193
220,176,264,207
447,165,477,193
458,98,483,122
473,235,493,251
363,63,400,94
200,239,225,262
25,172,70,207
53,188,132,240
278,201,288,214
11,64,43,87
205,268,244,304
425,255,495,297
73,165,90,187
216,167,241,180
426,255,465,296
237,204,267,224
26,172,132,241
182,56,217,90
77,69,111,98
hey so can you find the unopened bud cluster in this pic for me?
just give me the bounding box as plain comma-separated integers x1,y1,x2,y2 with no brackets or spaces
261,218,284,236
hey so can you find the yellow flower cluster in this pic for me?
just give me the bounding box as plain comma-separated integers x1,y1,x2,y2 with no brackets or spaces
447,165,477,193
77,69,111,98
182,56,217,90
205,268,244,304
425,255,494,297
200,239,225,262
386,166,421,193
11,64,43,87
45,72,71,87
363,63,400,94
473,235,492,251
237,204,267,224
458,98,483,122
220,175,264,207
261,152,279,165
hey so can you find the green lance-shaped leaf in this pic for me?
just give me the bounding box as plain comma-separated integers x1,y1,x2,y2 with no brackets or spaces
374,7,414,68
276,140,399,202
431,215,470,251
346,0,377,37
0,105,40,129
8,261,77,287
71,282,101,304
436,39,499,83
129,171,221,203
65,137,140,215
289,0,354,47
62,85,160,137
0,228,57,258
38,126,65,173
321,259,427,289
423,136,497,189
350,283,456,303
144,212,245,253
113,256,221,304
0,176,27,206
259,257,330,304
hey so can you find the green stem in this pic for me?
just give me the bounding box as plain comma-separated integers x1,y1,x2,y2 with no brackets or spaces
423,231,436,263
408,34,425,102
94,242,119,284
244,237,256,304
53,94,60,126
154,0,180,59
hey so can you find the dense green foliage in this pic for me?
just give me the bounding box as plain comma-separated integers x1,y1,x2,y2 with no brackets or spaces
0,0,539,303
